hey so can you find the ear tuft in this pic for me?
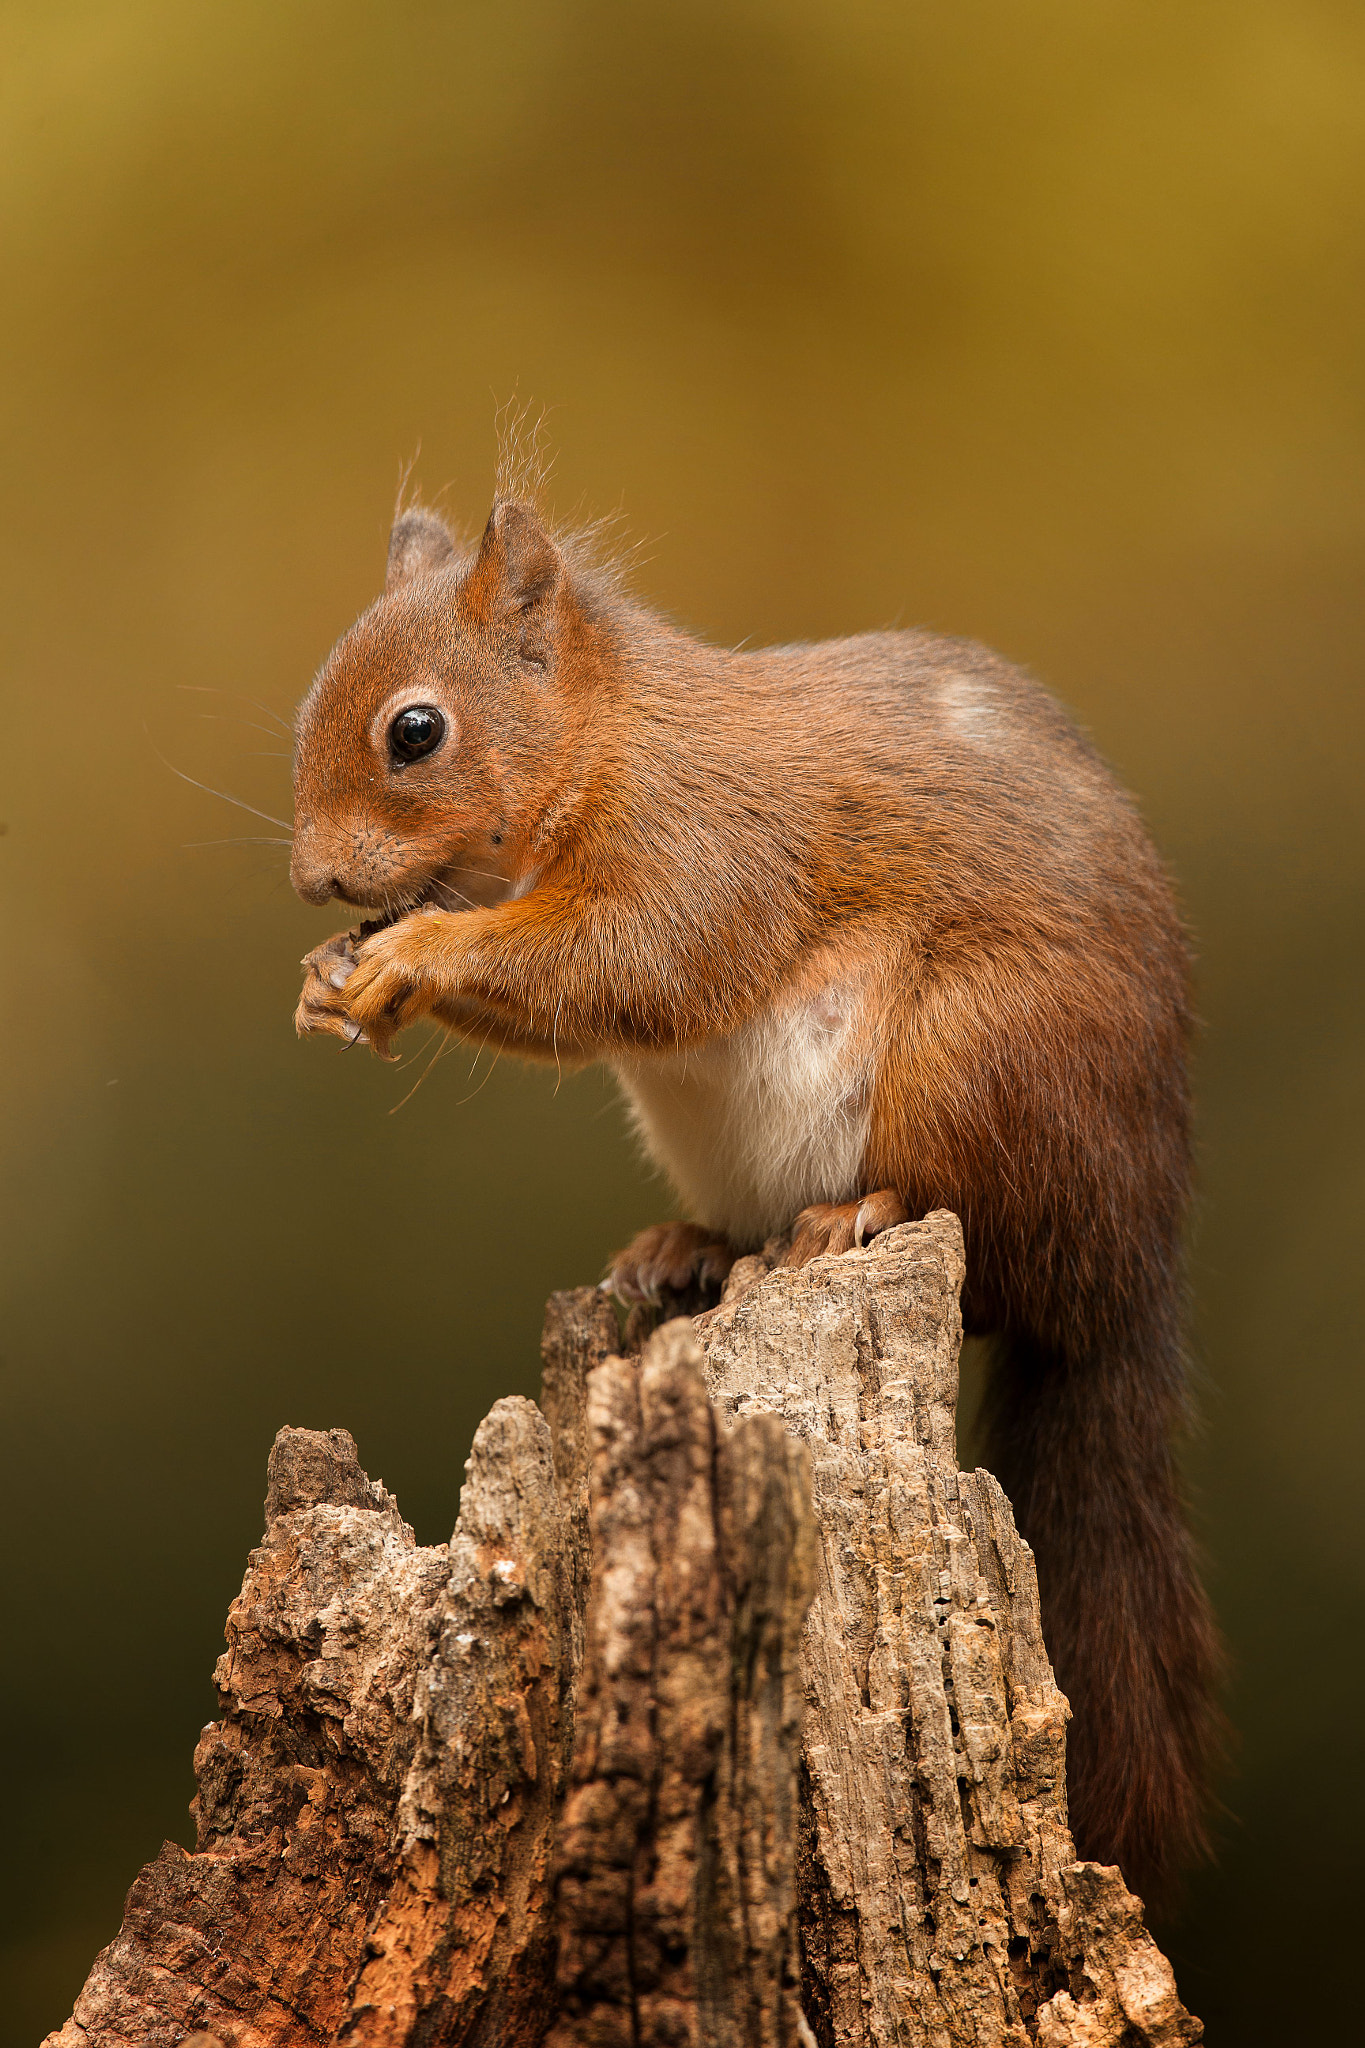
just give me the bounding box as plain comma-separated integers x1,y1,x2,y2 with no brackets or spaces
386,508,457,592
470,500,562,611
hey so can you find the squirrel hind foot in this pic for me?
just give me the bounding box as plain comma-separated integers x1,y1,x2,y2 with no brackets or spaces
605,1221,736,1308
781,1189,910,1268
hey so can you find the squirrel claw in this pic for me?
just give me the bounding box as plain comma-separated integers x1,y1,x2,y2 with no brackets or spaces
782,1189,910,1267
605,1222,736,1306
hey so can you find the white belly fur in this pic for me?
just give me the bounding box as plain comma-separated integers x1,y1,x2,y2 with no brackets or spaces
612,974,873,1246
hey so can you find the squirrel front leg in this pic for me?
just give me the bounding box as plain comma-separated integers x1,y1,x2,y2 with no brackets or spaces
335,884,765,1061
295,926,593,1064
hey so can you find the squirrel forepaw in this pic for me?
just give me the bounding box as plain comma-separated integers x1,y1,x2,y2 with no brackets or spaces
295,933,371,1047
335,956,410,1062
341,915,453,1059
294,912,459,1059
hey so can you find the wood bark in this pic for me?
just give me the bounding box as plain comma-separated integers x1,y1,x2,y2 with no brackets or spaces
45,1214,1201,2048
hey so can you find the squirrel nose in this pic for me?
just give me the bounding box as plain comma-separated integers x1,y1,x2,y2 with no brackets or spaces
297,873,343,907
290,844,345,906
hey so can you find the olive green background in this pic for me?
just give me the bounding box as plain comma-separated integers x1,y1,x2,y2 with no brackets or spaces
2,3,1361,2039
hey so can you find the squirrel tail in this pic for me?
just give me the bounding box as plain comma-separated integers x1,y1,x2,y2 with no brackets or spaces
980,1299,1224,1903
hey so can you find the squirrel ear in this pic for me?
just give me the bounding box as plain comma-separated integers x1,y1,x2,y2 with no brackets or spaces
385,508,457,592
466,500,562,614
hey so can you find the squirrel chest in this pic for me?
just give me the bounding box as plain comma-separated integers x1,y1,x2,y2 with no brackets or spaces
612,963,873,1246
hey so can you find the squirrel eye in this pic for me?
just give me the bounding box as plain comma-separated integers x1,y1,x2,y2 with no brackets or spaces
389,705,446,763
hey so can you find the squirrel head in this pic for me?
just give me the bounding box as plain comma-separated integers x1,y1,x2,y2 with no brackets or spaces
291,497,594,914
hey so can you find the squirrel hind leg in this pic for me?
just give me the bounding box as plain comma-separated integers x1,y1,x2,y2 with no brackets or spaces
781,1188,910,1267
605,1221,736,1308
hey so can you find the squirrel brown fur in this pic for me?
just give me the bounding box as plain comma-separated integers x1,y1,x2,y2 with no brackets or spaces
290,489,1223,1900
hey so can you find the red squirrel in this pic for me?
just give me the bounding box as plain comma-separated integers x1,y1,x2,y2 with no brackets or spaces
290,489,1221,1897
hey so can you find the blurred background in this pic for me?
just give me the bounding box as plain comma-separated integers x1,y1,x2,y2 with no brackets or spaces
1,2,1361,2039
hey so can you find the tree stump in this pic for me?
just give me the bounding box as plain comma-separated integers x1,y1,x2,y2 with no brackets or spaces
45,1213,1201,2047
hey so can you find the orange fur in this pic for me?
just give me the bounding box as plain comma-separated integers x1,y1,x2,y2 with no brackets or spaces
291,490,1222,1899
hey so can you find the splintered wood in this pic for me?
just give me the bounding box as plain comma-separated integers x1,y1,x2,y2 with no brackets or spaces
46,1216,1200,2047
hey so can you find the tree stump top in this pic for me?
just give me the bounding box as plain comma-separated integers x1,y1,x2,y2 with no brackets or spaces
45,1214,1200,2048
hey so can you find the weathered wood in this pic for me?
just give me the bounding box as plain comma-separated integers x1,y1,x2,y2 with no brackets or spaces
45,1405,578,2046
46,1217,1201,2048
696,1211,1200,2048
549,1320,816,2047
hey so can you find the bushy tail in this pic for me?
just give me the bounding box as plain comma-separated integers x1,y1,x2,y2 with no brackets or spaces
981,1312,1223,1902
